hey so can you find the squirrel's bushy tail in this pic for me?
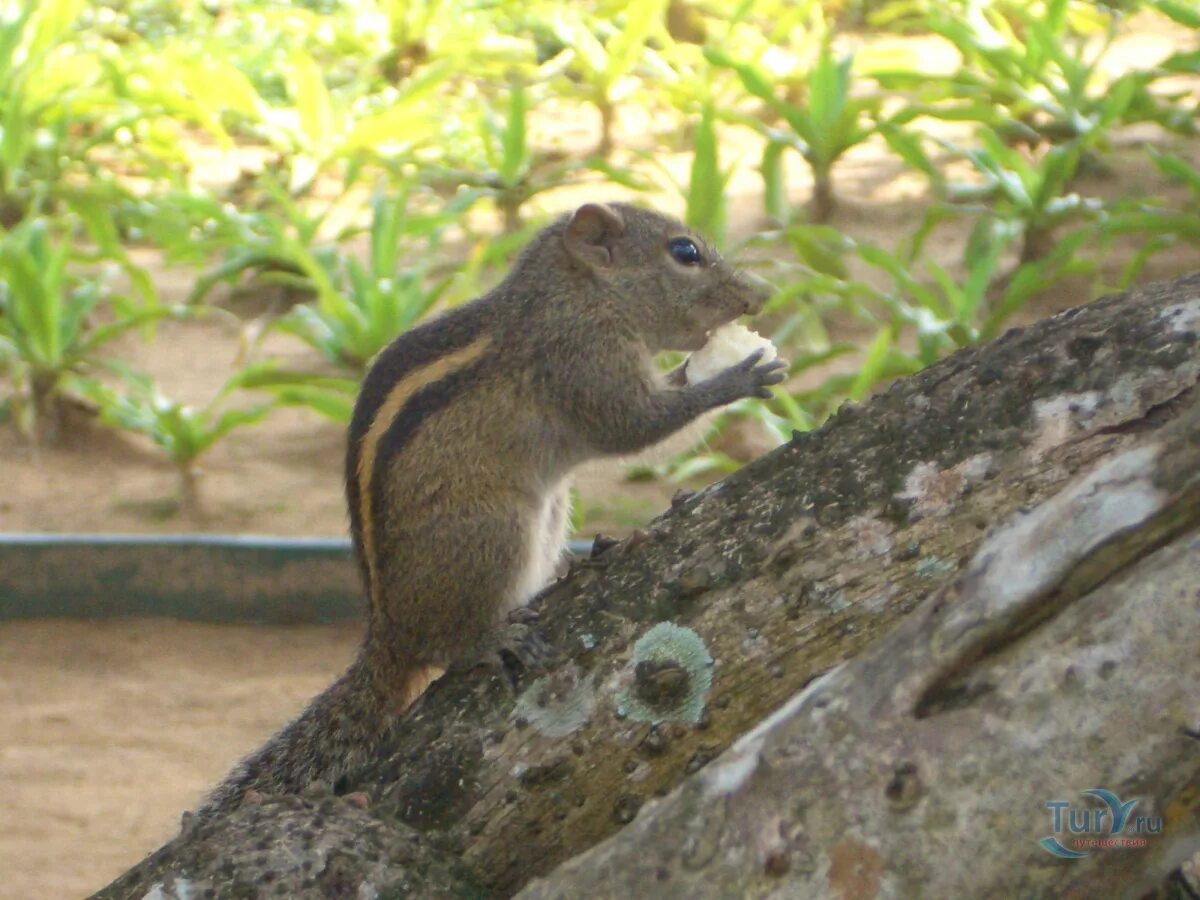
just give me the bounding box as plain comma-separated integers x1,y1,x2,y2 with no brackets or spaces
198,653,440,818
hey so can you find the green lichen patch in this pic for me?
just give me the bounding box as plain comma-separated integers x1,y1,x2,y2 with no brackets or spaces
616,623,714,725
513,665,597,738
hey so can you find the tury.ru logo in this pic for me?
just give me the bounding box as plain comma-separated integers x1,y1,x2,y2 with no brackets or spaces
1040,789,1162,859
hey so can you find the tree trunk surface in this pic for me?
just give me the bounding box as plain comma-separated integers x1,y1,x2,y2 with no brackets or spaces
95,274,1200,899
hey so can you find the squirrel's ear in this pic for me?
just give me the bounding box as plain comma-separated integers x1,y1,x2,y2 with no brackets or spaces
564,203,625,268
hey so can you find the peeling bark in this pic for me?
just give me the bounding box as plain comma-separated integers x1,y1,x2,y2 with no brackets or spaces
94,274,1200,899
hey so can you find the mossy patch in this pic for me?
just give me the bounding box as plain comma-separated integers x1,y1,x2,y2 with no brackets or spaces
513,666,596,738
615,623,714,725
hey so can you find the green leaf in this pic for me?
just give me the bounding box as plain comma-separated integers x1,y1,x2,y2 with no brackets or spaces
602,0,667,90
1096,74,1139,129
686,101,726,243
782,225,851,278
879,123,938,184
193,59,262,119
1115,234,1176,288
1162,49,1200,75
761,139,788,224
288,49,335,151
668,451,738,481
764,388,814,434
343,102,441,156
848,326,896,402
981,228,1096,339
369,193,403,278
77,306,185,358
704,47,781,111
1148,148,1200,196
233,362,358,423
857,242,946,318
271,386,354,422
922,258,965,320
1149,0,1200,27
0,5,36,85
199,404,275,454
499,84,529,186
587,158,656,191
23,0,86,65
1032,144,1082,213
805,40,853,164
1103,209,1200,238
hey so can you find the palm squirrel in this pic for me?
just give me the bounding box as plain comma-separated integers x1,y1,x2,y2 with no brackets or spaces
199,202,783,815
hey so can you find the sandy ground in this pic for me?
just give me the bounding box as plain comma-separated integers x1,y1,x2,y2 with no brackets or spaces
1,20,1197,898
0,620,360,899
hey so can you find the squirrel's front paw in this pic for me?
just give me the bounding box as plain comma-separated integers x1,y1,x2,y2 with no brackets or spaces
709,349,787,402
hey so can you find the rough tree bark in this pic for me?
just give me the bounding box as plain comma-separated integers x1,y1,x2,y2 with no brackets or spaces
95,274,1200,899
521,398,1200,898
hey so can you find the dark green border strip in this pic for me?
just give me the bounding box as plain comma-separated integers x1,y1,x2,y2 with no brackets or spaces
0,534,593,624
0,534,364,624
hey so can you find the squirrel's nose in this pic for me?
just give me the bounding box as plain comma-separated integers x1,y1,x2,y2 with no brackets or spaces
739,272,774,315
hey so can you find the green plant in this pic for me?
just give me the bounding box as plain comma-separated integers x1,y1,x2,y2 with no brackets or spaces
270,46,449,192
375,0,538,86
180,180,341,307
79,366,275,519
684,101,735,244
0,218,170,441
849,218,1095,348
881,0,1176,146
641,100,735,246
707,28,881,223
231,361,359,424
110,36,266,169
1148,148,1200,206
1147,0,1200,123
178,178,485,372
0,0,114,225
272,189,467,370
1099,149,1200,288
542,1,672,157
1145,0,1200,28
1101,209,1200,290
0,0,274,230
430,83,578,234
939,125,1109,262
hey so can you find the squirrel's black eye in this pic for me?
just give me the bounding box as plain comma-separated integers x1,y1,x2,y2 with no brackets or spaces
669,237,703,266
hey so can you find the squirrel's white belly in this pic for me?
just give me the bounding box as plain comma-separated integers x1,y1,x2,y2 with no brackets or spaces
508,480,572,611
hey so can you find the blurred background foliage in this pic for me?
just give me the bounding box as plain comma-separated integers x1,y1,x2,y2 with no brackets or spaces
1,0,1197,516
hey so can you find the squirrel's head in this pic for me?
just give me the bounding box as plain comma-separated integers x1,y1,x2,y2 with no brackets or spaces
558,202,771,352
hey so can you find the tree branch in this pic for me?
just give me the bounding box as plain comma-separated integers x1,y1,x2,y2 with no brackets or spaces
520,396,1200,898
95,273,1200,898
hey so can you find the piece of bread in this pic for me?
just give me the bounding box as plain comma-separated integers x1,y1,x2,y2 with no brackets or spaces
685,323,778,385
